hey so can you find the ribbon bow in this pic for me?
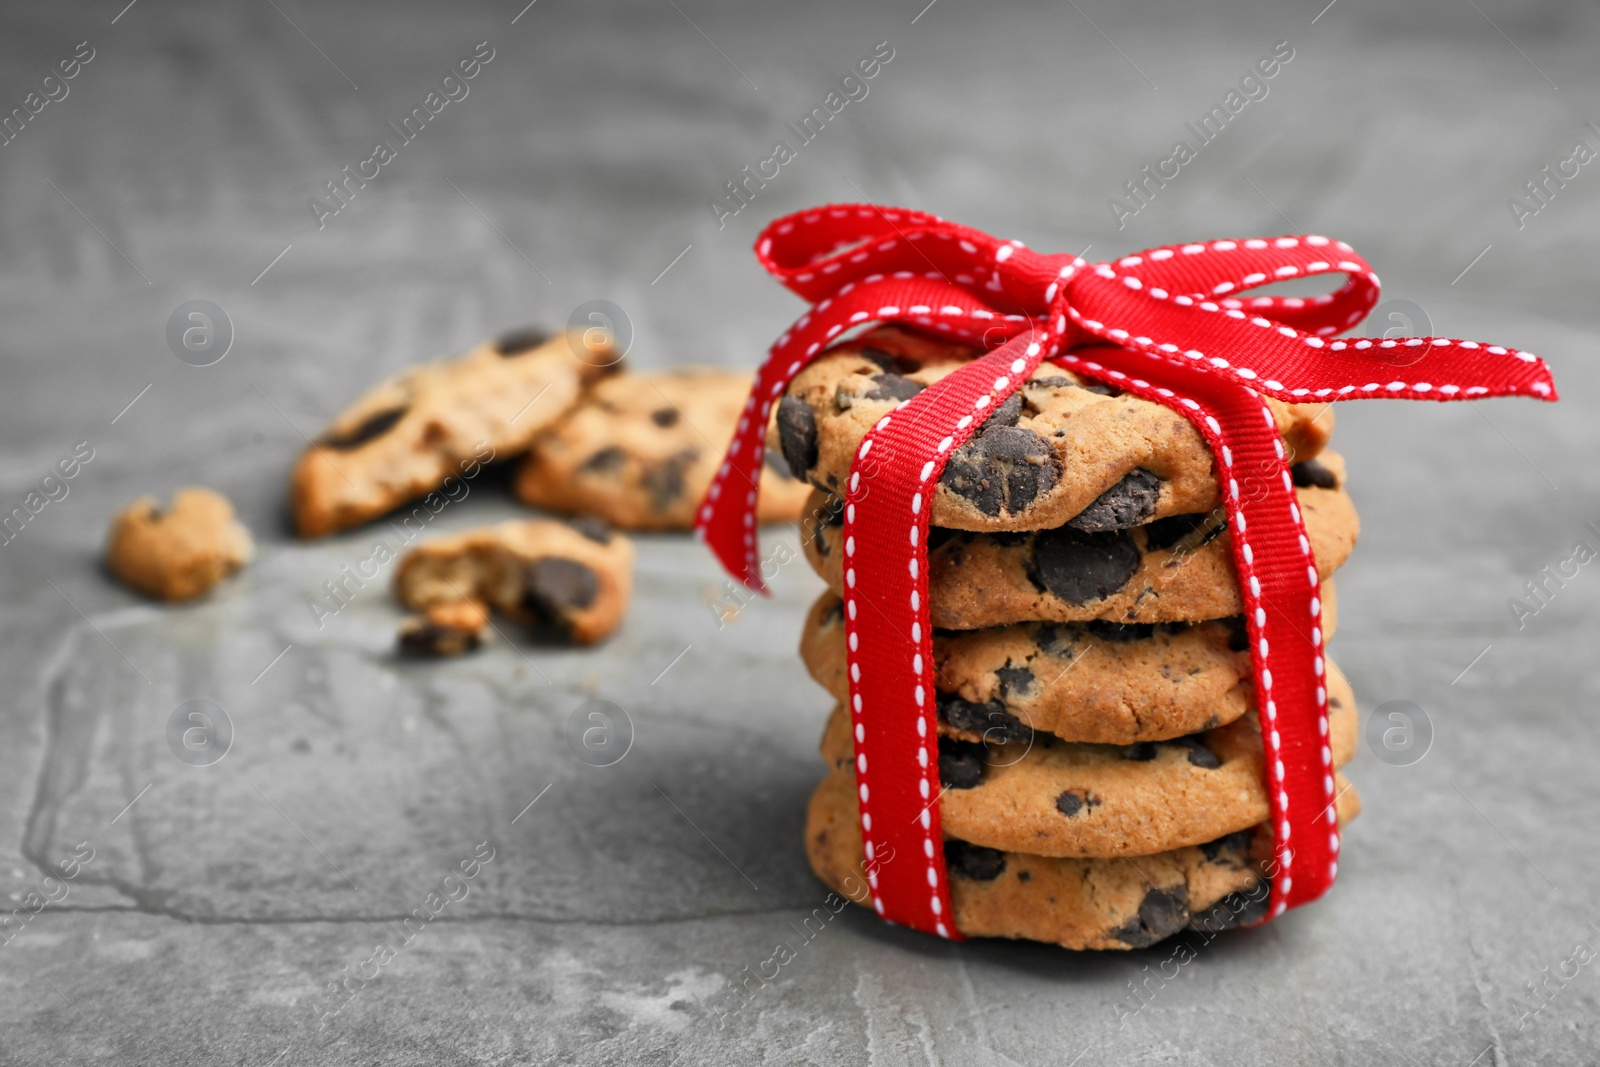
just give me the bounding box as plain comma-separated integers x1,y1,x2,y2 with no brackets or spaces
698,203,1556,939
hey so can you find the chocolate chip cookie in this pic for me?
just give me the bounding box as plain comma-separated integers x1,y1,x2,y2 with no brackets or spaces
515,368,810,530
799,587,1340,746
818,661,1357,858
293,327,612,538
105,487,254,601
804,766,1361,950
769,327,1335,534
394,518,631,645
802,452,1356,629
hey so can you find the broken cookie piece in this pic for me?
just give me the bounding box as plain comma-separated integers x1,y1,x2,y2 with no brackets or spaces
397,599,490,658
292,326,616,538
515,367,810,530
394,518,632,645
105,487,254,601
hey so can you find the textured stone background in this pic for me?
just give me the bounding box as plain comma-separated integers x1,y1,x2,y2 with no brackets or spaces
1,0,1597,1063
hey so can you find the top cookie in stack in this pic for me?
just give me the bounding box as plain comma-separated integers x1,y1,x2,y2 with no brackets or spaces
782,328,1362,950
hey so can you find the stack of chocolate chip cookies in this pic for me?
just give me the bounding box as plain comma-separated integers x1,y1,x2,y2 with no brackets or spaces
776,328,1363,950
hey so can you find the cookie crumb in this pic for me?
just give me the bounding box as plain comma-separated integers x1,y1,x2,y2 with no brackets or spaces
105,488,253,601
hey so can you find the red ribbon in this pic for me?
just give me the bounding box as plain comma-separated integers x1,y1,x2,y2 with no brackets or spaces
697,203,1557,938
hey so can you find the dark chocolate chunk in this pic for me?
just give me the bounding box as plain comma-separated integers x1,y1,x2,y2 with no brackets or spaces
1199,830,1254,863
1189,885,1269,934
944,839,1007,881
823,598,845,624
987,391,1024,428
995,665,1034,696
579,446,627,474
1068,469,1162,533
776,395,818,479
650,407,680,428
1291,459,1338,489
937,738,986,790
1087,619,1158,643
1120,742,1159,762
520,558,599,630
1171,736,1222,769
570,516,614,544
1034,624,1073,656
940,425,1059,516
1081,381,1119,396
321,406,407,450
1018,870,1032,882
937,693,1030,745
397,620,482,658
1030,527,1141,604
1220,616,1250,653
1142,513,1211,552
1110,885,1190,948
857,345,899,372
494,327,551,355
863,373,925,402
641,450,698,511
1055,789,1097,817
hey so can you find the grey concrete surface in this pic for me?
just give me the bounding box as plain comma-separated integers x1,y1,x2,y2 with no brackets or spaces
1,0,1598,1063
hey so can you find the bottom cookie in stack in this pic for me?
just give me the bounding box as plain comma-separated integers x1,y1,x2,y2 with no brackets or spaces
805,767,1360,950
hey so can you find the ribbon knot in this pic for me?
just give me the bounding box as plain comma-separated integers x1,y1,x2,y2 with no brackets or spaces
702,203,1556,942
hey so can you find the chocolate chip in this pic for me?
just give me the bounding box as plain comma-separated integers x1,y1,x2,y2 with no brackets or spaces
941,425,1059,517
824,598,845,624
1068,469,1162,532
1082,382,1120,396
1142,513,1211,552
397,620,482,658
520,558,599,632
642,449,697,511
937,693,1030,745
570,516,614,544
1018,870,1032,882
1025,375,1075,390
1055,789,1098,817
857,345,903,372
494,327,551,355
944,840,1006,881
776,395,818,479
937,738,986,789
1291,459,1338,489
1087,619,1157,643
1110,885,1190,948
579,446,626,474
650,407,680,428
1030,528,1141,604
995,665,1034,697
1199,830,1253,863
321,406,407,450
1034,624,1073,656
1120,743,1158,762
863,373,925,402
988,392,1024,428
1221,616,1250,652
1171,736,1222,769
1189,885,1269,934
